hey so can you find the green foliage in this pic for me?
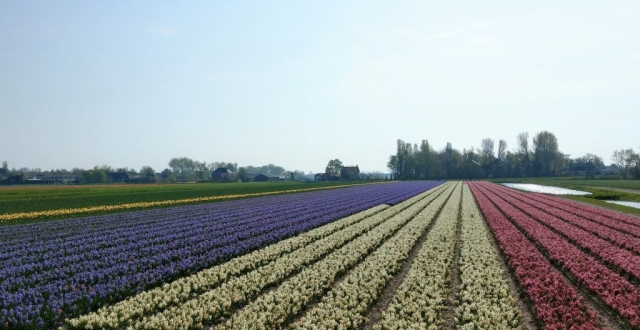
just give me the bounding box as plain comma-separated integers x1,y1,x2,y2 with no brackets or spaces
325,159,343,176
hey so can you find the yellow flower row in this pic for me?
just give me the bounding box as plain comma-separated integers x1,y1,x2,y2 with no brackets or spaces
64,204,390,329
373,181,463,330
213,184,452,330
1,182,380,222
291,182,459,329
455,183,521,329
103,186,441,330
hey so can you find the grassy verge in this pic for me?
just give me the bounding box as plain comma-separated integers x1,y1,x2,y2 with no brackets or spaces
0,181,378,226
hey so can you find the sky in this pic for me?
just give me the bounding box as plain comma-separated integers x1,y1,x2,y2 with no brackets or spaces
1,1,639,173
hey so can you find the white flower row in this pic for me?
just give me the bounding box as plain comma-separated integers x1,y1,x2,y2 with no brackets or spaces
124,183,453,330
65,203,391,329
373,181,463,330
291,182,462,329
213,183,457,330
455,184,521,329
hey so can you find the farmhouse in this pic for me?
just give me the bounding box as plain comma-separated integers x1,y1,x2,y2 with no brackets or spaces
211,167,233,182
600,165,619,175
340,166,360,180
107,172,130,182
315,173,340,181
252,174,280,182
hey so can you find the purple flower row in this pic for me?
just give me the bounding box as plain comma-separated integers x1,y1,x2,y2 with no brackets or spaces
0,181,443,328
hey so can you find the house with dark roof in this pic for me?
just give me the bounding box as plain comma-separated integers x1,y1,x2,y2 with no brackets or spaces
211,167,233,182
107,172,130,183
340,166,360,180
315,173,340,181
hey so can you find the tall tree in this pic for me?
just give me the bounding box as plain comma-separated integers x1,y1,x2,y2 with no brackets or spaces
611,149,639,179
517,132,531,176
532,131,559,176
498,139,507,160
480,138,495,166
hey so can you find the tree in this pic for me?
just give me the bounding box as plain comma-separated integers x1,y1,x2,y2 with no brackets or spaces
194,161,210,182
161,169,176,182
140,166,155,177
325,159,343,177
2,161,7,171
480,138,495,166
575,154,604,177
517,132,531,177
168,157,196,182
498,140,507,160
532,131,559,176
237,167,248,182
612,149,639,179
387,155,398,178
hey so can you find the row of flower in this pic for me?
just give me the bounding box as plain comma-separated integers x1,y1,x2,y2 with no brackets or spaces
454,184,521,329
474,182,640,328
116,183,453,330
486,183,640,281
65,184,441,329
2,181,444,328
532,189,640,228
290,182,461,330
0,182,377,222
468,182,603,329
522,188,640,237
64,204,396,329
372,182,462,329
491,184,640,255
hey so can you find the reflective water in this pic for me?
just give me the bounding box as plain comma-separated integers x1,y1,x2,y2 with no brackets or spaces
605,200,640,210
501,183,592,195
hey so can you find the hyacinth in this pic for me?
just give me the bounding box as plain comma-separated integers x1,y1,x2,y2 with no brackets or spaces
1,181,443,328
472,181,640,328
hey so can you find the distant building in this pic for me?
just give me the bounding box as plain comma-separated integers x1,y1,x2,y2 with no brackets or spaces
212,167,233,181
252,174,280,182
315,173,340,181
107,172,130,182
340,166,360,180
600,165,619,175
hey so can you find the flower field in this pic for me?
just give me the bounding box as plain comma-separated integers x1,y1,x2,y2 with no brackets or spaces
2,180,640,329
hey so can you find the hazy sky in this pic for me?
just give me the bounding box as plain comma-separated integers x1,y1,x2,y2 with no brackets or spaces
2,1,639,173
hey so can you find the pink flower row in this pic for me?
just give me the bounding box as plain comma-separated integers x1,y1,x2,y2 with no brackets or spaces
484,183,640,280
474,182,640,328
468,182,602,329
527,190,640,238
488,186,640,256
533,191,640,228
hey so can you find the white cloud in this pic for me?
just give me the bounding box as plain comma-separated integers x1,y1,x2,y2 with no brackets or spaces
147,27,178,36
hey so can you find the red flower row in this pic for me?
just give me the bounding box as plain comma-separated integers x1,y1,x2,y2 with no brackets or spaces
484,183,640,280
489,183,640,255
474,182,640,328
468,182,602,329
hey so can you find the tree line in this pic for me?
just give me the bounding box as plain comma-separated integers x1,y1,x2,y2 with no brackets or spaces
387,131,640,180
0,157,305,185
